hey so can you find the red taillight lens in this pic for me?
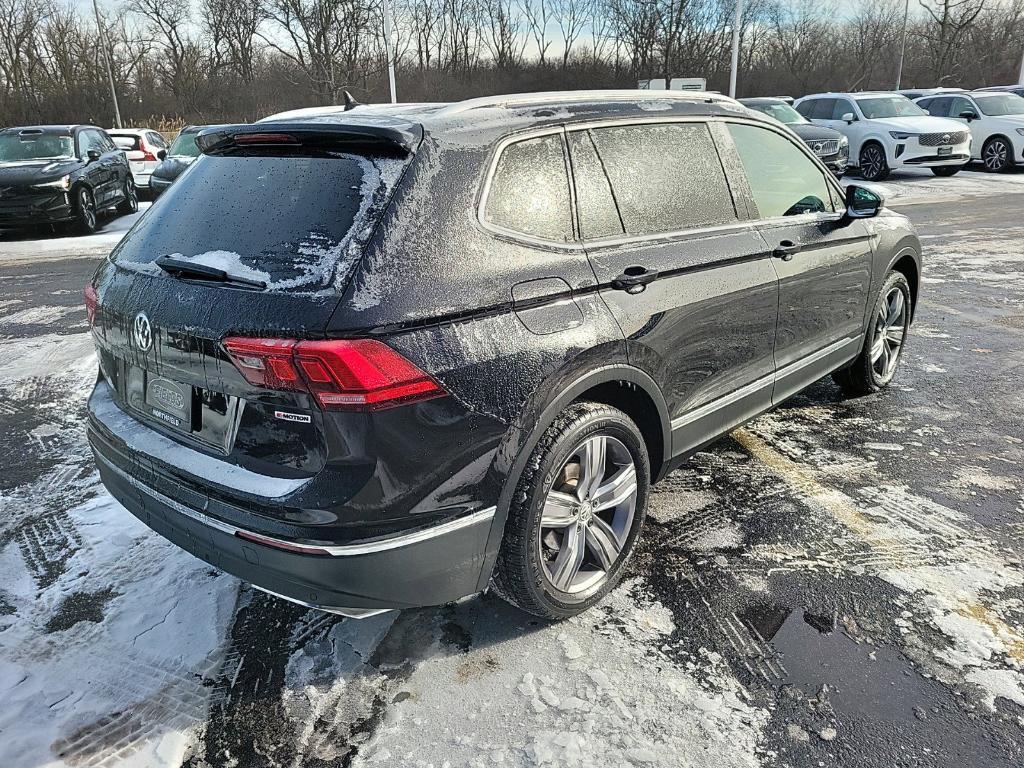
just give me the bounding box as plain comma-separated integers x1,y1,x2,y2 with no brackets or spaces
84,284,98,326
141,150,158,162
223,337,445,411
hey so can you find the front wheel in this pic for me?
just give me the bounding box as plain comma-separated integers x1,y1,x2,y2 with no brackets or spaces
73,187,97,235
982,137,1013,172
859,143,890,182
492,402,650,620
931,165,962,177
833,271,911,397
117,177,138,215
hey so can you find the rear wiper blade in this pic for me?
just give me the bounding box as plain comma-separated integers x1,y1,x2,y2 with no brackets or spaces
155,255,266,289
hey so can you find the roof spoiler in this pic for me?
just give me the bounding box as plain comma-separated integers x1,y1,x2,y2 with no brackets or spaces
195,122,422,155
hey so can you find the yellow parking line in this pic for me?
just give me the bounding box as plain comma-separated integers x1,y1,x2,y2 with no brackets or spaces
732,427,1024,662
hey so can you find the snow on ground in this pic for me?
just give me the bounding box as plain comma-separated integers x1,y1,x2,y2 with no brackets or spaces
0,203,150,264
842,166,1024,206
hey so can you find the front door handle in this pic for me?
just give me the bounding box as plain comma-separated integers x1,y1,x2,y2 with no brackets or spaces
773,240,802,261
612,266,660,294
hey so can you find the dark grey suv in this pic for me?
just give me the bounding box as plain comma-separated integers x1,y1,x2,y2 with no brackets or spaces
86,91,921,620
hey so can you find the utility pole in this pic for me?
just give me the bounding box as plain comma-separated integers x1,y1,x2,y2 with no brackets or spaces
728,0,742,98
92,0,122,128
382,0,397,103
895,0,910,90
1018,44,1024,85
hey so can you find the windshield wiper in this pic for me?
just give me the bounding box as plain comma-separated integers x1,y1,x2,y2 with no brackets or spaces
155,255,266,289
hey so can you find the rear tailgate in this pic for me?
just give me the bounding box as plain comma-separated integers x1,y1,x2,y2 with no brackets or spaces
90,126,412,488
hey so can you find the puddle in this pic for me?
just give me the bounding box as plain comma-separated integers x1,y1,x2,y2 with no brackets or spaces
741,605,932,723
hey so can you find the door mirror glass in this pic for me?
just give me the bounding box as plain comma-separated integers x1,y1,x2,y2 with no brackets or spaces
841,112,856,123
958,110,978,121
844,184,883,219
86,149,101,162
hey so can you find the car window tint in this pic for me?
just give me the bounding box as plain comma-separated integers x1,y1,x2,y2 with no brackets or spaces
831,99,854,120
795,101,814,118
810,99,836,120
484,133,573,242
949,96,974,118
148,132,168,148
589,123,736,235
925,97,951,117
727,123,836,219
567,130,623,239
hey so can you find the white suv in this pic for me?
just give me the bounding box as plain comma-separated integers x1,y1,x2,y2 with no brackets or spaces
794,92,971,181
916,91,1024,172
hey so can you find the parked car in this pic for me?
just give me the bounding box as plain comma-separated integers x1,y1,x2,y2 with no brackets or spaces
896,87,966,101
108,128,170,191
149,125,222,197
794,91,971,180
975,85,1024,98
0,124,138,233
916,90,1024,172
85,91,920,620
739,97,849,177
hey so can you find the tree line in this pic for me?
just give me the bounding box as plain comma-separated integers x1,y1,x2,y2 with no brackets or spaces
0,0,1022,128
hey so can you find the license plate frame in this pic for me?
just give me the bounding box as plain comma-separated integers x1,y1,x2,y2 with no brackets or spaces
144,375,193,433
937,146,953,156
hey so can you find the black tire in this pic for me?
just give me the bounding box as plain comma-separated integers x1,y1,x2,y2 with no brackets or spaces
492,402,650,620
859,142,890,182
982,136,1013,173
117,177,139,215
73,186,97,234
833,271,912,397
931,165,962,177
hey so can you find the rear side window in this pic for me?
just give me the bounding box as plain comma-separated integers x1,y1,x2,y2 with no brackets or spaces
923,97,951,117
727,123,835,219
808,99,837,120
111,152,406,293
484,134,572,242
567,130,623,239
589,123,736,236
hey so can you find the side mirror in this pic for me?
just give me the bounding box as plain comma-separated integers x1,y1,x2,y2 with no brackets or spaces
841,112,856,124
157,149,167,161
86,149,101,162
958,110,978,122
843,184,883,220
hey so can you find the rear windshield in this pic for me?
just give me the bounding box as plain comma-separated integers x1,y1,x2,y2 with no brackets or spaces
168,132,201,157
111,152,406,293
111,134,141,151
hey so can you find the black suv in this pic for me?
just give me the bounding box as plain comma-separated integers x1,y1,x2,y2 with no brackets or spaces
86,91,921,620
0,125,138,233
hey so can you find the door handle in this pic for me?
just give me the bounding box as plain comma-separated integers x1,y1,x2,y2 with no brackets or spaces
773,240,801,261
612,266,660,294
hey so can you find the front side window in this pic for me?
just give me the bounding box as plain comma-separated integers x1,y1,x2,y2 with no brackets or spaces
949,96,976,118
588,122,737,236
727,123,836,219
484,133,572,242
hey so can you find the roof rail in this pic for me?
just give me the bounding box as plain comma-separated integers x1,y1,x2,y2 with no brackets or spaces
437,89,736,116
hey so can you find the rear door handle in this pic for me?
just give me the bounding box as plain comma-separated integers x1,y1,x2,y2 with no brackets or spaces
611,266,660,294
773,240,801,261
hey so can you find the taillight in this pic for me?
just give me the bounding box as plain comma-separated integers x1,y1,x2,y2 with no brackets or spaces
84,284,98,326
223,337,445,411
141,150,158,162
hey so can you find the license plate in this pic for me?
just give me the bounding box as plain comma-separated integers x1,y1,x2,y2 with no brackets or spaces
144,376,192,432
938,146,952,156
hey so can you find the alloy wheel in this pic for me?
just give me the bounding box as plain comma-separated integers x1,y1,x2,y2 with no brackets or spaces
80,189,96,230
126,179,138,211
861,146,885,180
871,287,908,381
538,434,638,595
983,139,1009,172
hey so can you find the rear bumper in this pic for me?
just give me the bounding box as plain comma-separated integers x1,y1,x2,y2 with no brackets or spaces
91,441,495,614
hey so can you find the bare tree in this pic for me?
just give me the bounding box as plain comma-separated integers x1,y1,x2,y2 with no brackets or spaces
552,0,587,66
520,0,551,65
919,0,988,81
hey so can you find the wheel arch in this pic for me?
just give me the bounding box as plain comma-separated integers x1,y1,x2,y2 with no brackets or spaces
476,363,671,591
888,247,920,323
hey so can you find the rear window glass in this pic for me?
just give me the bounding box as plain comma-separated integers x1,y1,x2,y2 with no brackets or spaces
111,153,406,293
111,134,141,151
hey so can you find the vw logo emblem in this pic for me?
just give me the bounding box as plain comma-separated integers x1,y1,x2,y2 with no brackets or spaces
133,312,153,352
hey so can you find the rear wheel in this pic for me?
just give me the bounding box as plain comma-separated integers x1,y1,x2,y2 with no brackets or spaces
931,165,962,177
117,177,138,215
859,143,890,181
982,137,1013,172
73,187,97,234
492,402,649,620
833,271,911,397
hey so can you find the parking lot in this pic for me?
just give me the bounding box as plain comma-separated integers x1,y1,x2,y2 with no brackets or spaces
1,166,1023,768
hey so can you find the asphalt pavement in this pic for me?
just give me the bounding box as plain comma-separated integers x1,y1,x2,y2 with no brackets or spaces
0,172,1022,768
